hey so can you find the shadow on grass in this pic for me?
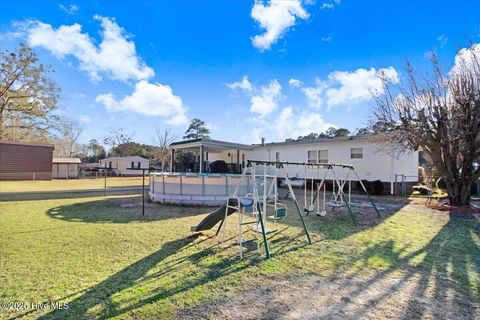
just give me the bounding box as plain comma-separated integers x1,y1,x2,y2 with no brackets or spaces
0,189,142,202
271,194,411,241
181,210,479,319
31,233,265,320
44,196,210,223
315,212,480,319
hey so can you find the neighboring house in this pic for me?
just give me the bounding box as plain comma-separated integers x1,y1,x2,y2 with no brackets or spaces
0,140,54,180
168,135,419,195
52,157,81,179
99,156,149,176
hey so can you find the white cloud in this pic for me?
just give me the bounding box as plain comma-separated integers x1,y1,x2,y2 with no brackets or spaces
321,0,341,10
288,78,302,87
251,0,309,51
252,106,336,142
321,35,332,42
25,16,154,82
79,115,92,123
451,43,480,74
250,79,282,117
321,3,334,9
96,80,188,125
437,34,448,48
302,67,399,110
325,67,399,107
301,77,327,108
59,4,79,15
226,75,253,92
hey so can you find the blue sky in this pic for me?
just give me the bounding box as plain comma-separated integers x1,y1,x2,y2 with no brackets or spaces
1,0,479,146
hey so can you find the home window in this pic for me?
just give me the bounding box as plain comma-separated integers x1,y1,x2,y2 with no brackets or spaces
137,162,141,169
307,150,317,164
318,150,328,164
109,161,112,168
351,147,363,159
131,161,135,169
275,152,280,162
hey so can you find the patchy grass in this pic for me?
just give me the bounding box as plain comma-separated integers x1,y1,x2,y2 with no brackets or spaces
0,177,144,193
0,195,478,319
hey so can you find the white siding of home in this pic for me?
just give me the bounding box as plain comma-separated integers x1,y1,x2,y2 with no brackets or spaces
99,157,149,175
244,140,418,191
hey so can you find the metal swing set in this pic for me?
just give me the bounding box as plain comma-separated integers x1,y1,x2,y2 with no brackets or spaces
217,159,381,260
298,162,382,223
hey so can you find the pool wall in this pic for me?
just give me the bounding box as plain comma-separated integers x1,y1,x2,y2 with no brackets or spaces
149,173,275,206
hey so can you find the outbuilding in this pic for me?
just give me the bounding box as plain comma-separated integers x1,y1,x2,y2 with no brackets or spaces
52,157,81,179
0,140,54,180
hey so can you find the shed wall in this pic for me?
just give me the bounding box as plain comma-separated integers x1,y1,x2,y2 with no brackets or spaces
0,142,53,180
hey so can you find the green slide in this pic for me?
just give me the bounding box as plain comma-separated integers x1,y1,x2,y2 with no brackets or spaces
190,199,238,232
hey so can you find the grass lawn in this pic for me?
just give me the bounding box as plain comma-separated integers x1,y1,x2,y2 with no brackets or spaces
0,177,145,193
0,192,479,319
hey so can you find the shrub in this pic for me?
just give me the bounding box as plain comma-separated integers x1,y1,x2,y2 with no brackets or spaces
412,185,431,195
372,180,385,195
210,160,228,173
418,166,427,185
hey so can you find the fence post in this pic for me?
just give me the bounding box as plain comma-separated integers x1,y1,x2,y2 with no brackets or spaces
179,175,183,196
477,178,480,197
33,172,36,181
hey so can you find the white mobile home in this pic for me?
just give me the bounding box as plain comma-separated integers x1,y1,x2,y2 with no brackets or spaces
168,136,418,195
99,156,149,176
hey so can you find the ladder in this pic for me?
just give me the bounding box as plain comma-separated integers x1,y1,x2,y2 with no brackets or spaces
220,163,270,259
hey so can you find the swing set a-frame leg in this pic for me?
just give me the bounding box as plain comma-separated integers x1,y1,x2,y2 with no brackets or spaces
342,193,357,224
215,218,225,236
256,202,270,259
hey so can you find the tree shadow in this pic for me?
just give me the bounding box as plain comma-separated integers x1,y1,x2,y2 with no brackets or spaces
316,212,480,319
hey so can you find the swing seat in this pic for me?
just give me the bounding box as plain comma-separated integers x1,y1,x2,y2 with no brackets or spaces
327,201,346,208
239,197,254,208
268,207,287,220
303,204,315,213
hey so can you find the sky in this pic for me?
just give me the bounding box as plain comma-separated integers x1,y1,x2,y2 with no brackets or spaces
1,0,479,146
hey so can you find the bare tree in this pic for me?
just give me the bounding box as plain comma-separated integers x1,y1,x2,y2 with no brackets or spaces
152,127,176,171
372,45,480,206
0,45,59,141
103,126,133,151
55,118,84,157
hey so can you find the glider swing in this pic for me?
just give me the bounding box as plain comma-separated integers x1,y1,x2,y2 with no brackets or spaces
300,162,381,223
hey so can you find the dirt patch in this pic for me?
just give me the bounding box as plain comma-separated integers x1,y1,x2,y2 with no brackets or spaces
179,272,479,319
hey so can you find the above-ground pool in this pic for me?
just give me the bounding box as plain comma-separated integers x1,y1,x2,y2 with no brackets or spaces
149,172,274,206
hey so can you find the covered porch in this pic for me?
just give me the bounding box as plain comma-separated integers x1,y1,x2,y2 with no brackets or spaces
169,138,252,174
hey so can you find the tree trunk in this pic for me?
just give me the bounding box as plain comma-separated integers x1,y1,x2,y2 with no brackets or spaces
445,180,472,206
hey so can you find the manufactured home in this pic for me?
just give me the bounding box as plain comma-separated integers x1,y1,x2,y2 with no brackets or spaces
167,135,418,195
99,156,149,176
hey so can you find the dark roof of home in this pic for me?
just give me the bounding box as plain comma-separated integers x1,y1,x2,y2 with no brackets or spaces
170,134,375,150
170,138,253,150
0,140,54,148
254,134,374,148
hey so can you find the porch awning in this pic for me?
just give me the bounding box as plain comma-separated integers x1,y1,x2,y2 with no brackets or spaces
169,138,252,152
